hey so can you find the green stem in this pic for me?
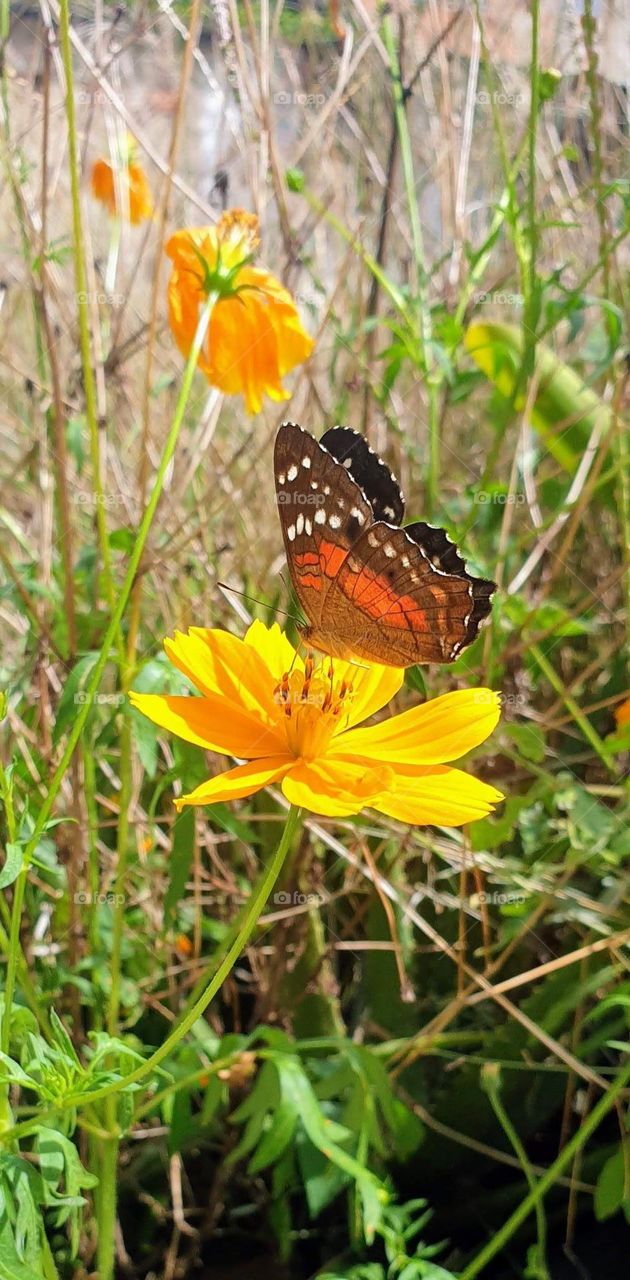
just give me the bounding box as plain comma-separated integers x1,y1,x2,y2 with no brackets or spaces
57,0,119,638
302,187,410,322
522,0,540,383
1,867,27,1057
94,804,302,1276
107,713,133,1039
381,13,441,515
530,644,617,777
482,1066,549,1280
459,1055,630,1279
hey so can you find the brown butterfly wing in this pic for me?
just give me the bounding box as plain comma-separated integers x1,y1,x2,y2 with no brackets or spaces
320,521,495,666
274,423,374,629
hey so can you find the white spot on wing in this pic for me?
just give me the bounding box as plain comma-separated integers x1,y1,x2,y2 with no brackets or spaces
329,514,341,529
314,508,326,524
277,472,286,485
296,513,304,535
302,455,311,469
287,464,298,481
351,507,366,525
384,543,396,559
287,524,296,541
367,531,379,547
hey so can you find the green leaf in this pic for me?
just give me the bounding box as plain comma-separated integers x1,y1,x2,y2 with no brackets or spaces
167,1090,196,1156
464,321,612,477
405,666,427,697
0,1219,45,1280
0,844,23,890
65,416,87,474
595,1147,630,1222
52,653,99,744
129,707,159,779
286,167,305,193
164,808,195,921
505,722,546,764
275,1057,386,1239
248,1099,298,1173
48,1010,81,1067
108,528,135,554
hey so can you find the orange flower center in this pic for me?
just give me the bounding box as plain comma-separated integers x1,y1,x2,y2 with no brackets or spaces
273,657,354,761
216,208,260,262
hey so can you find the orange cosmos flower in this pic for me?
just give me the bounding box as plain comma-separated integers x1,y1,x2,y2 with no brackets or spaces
129,621,503,825
91,135,153,224
165,210,314,415
614,697,630,729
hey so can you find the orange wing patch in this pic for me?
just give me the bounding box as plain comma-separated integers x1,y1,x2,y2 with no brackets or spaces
318,540,350,580
353,573,432,632
348,566,432,631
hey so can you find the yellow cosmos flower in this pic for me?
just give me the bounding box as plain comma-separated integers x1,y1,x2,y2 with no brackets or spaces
129,621,503,826
90,136,153,224
165,209,314,415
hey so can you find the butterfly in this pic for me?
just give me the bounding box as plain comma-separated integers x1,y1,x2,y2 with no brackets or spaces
274,423,495,668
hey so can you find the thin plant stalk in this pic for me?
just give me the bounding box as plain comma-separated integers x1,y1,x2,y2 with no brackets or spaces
57,0,119,644
381,13,441,515
459,1055,630,1280
482,1065,549,1280
95,804,303,1278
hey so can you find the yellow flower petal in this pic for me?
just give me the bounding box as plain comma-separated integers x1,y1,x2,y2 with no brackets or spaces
282,758,395,818
164,628,279,721
330,688,501,765
374,765,503,827
175,755,293,811
128,692,285,759
243,619,303,682
331,660,404,734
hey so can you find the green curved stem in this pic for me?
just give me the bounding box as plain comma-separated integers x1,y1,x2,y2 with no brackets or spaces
459,1056,630,1279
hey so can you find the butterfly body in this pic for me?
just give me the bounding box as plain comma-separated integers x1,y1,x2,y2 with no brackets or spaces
275,423,495,668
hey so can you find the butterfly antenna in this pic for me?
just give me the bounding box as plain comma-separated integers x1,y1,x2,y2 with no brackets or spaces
217,581,303,627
